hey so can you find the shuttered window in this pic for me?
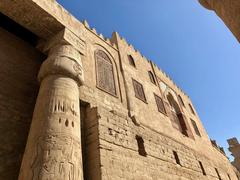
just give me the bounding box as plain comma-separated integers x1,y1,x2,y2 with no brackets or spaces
154,94,166,114
148,71,156,84
132,79,146,103
95,50,116,96
191,119,201,137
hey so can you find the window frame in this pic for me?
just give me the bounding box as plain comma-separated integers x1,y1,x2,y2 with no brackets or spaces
148,71,156,85
128,55,136,68
215,168,222,180
173,150,181,166
136,135,147,157
95,49,117,97
132,78,147,103
199,161,206,176
154,93,167,115
191,119,201,137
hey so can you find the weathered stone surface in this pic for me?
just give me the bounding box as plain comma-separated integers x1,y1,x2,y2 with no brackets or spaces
19,44,84,180
0,27,44,179
0,0,239,179
199,0,240,42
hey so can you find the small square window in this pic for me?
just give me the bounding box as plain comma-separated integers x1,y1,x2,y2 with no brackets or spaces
199,161,206,176
128,55,136,67
173,151,181,165
215,168,222,180
136,135,147,157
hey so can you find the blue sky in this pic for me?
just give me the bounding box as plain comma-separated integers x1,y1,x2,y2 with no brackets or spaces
57,0,240,159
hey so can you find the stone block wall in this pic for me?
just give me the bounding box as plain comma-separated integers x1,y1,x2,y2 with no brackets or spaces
0,0,239,179
96,106,238,180
0,27,43,179
78,22,239,179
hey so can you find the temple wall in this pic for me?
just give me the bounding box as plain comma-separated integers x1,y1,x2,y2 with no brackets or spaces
0,27,44,179
0,0,238,179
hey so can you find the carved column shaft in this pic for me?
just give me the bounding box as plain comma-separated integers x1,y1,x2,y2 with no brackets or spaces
19,45,84,180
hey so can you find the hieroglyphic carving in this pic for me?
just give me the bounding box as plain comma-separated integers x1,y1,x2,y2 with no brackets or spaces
31,134,82,180
18,44,84,180
50,98,78,117
95,50,116,96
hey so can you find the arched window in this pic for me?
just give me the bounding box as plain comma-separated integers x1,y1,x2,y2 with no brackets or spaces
167,93,188,136
148,71,156,84
191,119,201,137
128,55,136,67
95,50,116,96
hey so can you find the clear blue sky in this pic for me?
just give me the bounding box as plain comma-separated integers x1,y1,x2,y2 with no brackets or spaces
57,0,240,159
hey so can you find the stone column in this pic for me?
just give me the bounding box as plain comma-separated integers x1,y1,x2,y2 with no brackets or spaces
18,44,84,180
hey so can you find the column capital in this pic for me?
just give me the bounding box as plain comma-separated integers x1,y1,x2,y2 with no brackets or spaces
38,44,84,86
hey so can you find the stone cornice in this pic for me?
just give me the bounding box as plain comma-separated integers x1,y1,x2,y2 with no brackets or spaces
0,0,85,44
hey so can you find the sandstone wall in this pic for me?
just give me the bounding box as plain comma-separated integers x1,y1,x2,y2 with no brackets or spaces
77,23,239,179
0,27,43,179
0,0,238,179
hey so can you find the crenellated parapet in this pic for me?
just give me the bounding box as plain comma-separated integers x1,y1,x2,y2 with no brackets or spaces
112,31,190,99
81,19,118,49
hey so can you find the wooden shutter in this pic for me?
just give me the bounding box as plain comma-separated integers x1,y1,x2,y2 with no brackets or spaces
132,79,146,102
96,50,116,96
154,94,166,114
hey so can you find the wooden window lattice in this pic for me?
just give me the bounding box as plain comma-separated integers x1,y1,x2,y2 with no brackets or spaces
154,94,166,114
132,79,146,102
95,50,116,96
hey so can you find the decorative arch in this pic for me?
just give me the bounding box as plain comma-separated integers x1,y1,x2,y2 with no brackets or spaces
95,49,116,96
167,92,188,136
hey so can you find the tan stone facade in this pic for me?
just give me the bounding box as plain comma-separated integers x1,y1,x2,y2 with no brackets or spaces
199,0,240,42
0,0,239,179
